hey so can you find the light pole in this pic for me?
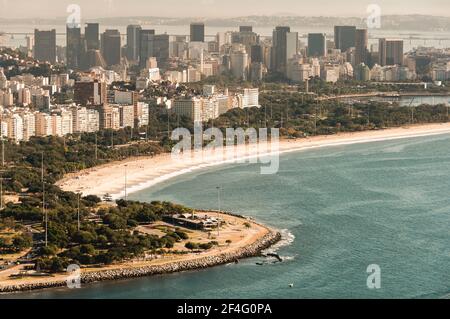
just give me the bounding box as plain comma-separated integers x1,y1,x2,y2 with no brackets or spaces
42,152,47,247
77,192,81,231
124,165,128,201
94,133,98,161
216,186,221,237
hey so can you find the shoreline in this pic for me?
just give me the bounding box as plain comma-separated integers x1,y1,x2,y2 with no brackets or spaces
0,212,281,294
58,123,450,200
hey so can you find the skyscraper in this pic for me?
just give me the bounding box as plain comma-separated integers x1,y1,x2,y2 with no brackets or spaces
308,33,327,57
230,49,249,80
66,25,82,69
334,26,356,52
127,25,142,62
379,39,404,66
34,29,56,64
272,27,292,73
139,29,156,67
85,23,100,51
355,29,369,66
251,44,263,63
101,29,121,67
239,26,253,33
190,23,205,42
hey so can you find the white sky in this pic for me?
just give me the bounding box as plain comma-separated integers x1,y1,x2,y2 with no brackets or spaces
0,0,449,19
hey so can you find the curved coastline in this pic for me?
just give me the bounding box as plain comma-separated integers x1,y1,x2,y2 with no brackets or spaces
58,123,450,200
0,226,281,294
6,123,450,295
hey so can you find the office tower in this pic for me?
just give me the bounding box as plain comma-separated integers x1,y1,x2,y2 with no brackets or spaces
286,32,299,61
34,29,56,63
231,29,260,54
139,30,169,67
354,63,371,81
66,25,82,69
239,26,253,33
308,33,327,57
101,29,121,66
334,26,356,52
250,62,264,82
251,44,263,63
127,25,142,62
152,34,170,65
230,49,249,80
355,29,369,66
84,50,107,69
85,23,100,50
190,23,205,42
139,29,155,67
271,26,298,74
74,80,107,105
379,39,404,66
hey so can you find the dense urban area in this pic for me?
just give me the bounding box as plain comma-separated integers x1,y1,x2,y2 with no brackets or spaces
0,18,449,277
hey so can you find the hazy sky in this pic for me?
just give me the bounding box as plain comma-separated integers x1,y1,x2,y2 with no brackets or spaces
0,0,449,19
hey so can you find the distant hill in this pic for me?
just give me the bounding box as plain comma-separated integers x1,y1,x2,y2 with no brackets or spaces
0,15,449,32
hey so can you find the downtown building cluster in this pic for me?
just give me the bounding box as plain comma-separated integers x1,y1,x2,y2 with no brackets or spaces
22,22,450,85
1,20,449,142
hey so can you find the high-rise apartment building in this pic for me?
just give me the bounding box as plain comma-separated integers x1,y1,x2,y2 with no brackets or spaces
74,80,107,105
118,105,135,128
172,97,203,122
35,113,53,137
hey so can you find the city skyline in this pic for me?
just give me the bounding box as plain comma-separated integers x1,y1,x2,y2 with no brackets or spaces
0,0,449,19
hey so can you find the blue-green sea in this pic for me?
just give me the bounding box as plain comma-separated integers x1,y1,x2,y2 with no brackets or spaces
10,134,450,299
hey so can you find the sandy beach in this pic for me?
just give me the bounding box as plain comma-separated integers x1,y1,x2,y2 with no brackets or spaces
58,123,450,199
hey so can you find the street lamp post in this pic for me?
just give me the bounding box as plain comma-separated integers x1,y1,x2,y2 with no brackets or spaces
216,186,221,237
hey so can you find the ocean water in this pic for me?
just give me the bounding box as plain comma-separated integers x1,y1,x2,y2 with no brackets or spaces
8,133,450,299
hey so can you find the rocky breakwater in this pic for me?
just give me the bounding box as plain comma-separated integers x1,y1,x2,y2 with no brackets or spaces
0,229,281,294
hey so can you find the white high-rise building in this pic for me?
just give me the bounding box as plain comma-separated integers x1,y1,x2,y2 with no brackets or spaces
119,105,135,128
134,102,149,128
86,109,100,133
51,114,63,137
6,114,24,142
60,111,73,135
71,106,88,133
242,88,260,108
21,112,36,141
